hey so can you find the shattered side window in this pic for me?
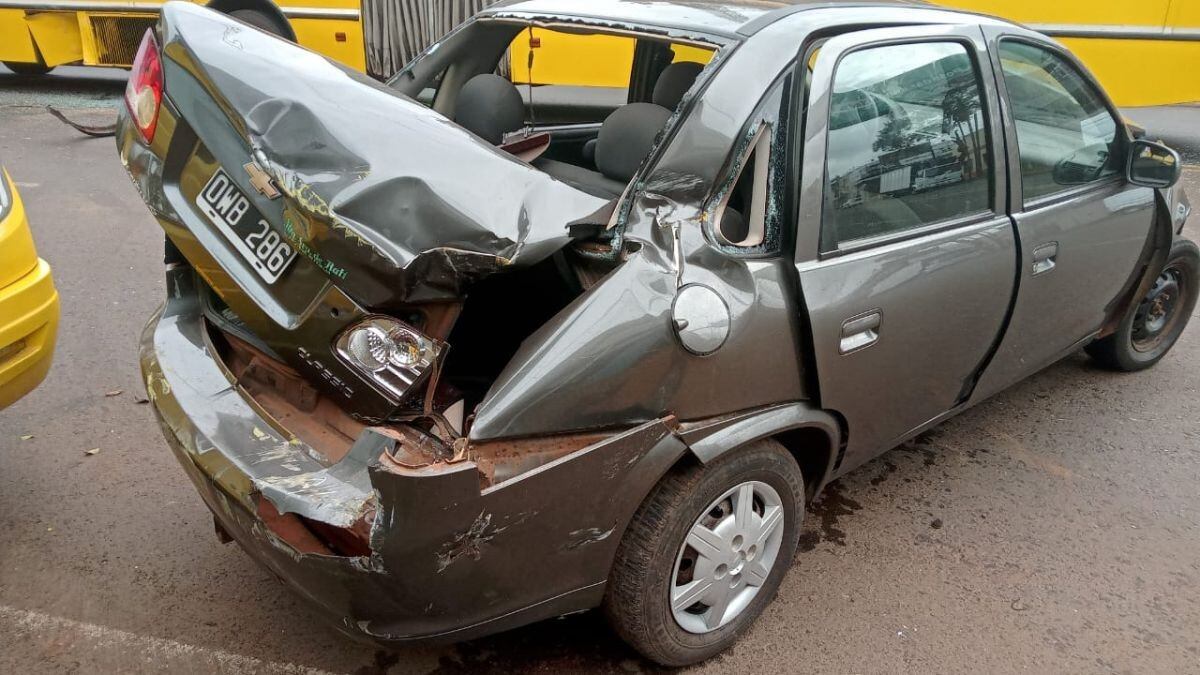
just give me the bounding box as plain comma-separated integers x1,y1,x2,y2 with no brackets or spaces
706,72,793,255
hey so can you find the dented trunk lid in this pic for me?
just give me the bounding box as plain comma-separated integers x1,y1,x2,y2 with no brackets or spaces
160,2,607,305
141,3,609,421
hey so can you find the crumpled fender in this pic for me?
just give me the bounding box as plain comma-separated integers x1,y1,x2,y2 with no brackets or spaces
1162,180,1191,236
1099,182,1191,338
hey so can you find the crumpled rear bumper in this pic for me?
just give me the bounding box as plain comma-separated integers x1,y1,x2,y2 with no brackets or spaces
141,266,688,644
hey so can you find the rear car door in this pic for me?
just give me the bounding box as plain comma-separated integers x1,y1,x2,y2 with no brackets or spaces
793,26,1017,469
971,31,1158,398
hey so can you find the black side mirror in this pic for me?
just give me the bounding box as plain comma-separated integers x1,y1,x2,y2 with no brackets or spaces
1127,139,1182,189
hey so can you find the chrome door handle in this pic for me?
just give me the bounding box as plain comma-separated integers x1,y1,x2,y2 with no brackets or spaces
1031,241,1059,275
839,310,882,354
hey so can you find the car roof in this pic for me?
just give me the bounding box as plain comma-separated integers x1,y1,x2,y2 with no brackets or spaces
481,0,989,39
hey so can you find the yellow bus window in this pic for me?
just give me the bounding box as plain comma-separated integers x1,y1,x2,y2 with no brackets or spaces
508,28,714,89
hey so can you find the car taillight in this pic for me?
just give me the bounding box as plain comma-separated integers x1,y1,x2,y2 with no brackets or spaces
335,317,441,401
124,30,163,143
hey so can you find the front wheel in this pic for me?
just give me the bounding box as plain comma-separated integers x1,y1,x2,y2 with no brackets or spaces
604,439,804,666
1087,238,1198,371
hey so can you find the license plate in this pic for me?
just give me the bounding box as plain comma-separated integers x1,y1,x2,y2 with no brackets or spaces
195,168,297,284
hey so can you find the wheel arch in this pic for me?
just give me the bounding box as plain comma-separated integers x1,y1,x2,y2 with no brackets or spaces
205,0,296,41
1097,190,1178,339
677,403,842,502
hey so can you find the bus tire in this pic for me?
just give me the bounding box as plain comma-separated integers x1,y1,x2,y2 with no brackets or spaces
4,61,53,76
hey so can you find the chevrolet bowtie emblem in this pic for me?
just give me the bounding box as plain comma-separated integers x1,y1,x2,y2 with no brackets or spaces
244,160,280,200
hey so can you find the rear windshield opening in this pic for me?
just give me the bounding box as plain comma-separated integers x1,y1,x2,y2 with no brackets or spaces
440,246,621,415
392,21,719,199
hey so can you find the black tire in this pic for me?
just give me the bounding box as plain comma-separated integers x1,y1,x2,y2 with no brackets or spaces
3,61,53,76
1087,237,1198,371
604,439,804,667
228,8,290,38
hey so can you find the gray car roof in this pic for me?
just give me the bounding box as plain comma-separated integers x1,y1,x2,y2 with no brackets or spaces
480,0,987,39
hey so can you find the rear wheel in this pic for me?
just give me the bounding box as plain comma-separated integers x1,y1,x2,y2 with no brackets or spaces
1087,238,1198,371
604,439,804,666
3,61,53,76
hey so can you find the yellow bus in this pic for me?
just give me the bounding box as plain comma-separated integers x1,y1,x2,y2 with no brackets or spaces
1,0,1195,107
507,0,1199,107
0,0,365,74
931,0,1200,106
0,0,494,79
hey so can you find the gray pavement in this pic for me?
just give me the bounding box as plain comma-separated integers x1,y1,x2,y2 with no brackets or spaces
0,64,126,109
1,84,1199,673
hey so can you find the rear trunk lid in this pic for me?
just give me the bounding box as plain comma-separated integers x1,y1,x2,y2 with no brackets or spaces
128,3,609,421
159,2,608,305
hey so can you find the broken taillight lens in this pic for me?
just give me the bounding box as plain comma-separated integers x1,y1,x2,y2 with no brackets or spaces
125,30,163,143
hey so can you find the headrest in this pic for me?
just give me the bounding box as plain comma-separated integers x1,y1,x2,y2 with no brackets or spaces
652,61,704,110
595,102,672,182
454,74,524,145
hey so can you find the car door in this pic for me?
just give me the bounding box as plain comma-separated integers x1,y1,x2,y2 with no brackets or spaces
793,25,1017,471
970,30,1158,399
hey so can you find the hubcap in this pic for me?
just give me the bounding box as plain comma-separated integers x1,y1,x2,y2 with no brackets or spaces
1132,267,1185,352
670,481,785,634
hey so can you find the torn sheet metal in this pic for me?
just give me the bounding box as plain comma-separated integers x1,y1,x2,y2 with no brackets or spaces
142,276,693,641
470,244,807,439
253,429,383,528
159,3,610,305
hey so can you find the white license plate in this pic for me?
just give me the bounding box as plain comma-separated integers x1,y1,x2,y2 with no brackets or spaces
196,168,297,284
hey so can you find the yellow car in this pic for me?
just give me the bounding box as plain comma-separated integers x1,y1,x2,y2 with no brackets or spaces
0,163,58,410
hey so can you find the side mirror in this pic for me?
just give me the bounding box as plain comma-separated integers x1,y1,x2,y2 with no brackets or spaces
1127,139,1182,189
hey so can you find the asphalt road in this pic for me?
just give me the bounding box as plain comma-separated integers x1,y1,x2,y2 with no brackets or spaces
1,74,1199,674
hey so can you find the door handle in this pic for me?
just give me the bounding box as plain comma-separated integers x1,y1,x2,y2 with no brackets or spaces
1031,241,1059,275
839,310,882,354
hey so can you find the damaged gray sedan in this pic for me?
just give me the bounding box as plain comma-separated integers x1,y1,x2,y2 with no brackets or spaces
118,0,1196,665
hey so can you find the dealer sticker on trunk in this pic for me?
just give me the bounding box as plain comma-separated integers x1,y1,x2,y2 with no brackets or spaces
196,168,297,284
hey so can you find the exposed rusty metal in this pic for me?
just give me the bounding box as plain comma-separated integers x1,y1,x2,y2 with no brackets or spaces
222,332,364,463
467,431,613,486
414,302,463,341
373,423,454,470
254,494,334,556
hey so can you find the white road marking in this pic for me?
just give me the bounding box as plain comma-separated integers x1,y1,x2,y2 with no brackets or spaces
0,604,336,674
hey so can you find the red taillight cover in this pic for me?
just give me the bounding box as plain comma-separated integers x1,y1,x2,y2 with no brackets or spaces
125,30,163,143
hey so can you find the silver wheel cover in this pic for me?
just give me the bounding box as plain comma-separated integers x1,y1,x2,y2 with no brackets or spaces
670,480,786,634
